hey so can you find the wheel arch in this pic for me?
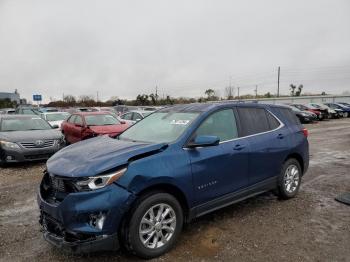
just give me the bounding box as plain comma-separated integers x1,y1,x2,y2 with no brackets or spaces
284,153,304,174
133,183,190,220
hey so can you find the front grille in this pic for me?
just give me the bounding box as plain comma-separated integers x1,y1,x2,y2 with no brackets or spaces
40,211,64,237
20,140,55,149
40,172,79,204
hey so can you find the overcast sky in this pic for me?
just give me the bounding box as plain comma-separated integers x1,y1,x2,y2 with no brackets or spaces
0,0,349,102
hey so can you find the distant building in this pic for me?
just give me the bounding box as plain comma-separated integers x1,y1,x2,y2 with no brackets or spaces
0,91,20,104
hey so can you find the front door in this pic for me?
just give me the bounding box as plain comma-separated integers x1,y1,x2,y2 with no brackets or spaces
186,108,249,206
71,115,84,143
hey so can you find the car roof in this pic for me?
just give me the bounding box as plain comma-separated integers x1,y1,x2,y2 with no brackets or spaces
126,110,154,114
0,114,40,119
157,102,286,113
40,111,70,115
72,111,114,116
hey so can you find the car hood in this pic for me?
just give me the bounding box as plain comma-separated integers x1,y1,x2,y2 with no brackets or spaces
48,120,64,127
0,129,62,142
47,136,167,177
89,124,128,134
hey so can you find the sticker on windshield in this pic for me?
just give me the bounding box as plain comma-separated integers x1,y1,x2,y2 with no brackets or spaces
170,120,190,125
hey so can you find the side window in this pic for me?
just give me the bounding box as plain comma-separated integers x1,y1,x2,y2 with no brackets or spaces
195,109,238,142
237,107,270,136
68,115,76,123
74,116,83,126
122,113,132,120
132,113,142,121
266,111,280,129
278,108,301,126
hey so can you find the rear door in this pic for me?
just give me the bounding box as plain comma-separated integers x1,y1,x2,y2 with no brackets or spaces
187,108,249,205
236,107,289,185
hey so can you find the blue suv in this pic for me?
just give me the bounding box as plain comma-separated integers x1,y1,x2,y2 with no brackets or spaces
38,103,309,258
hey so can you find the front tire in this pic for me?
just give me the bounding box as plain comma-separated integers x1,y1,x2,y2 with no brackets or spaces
124,192,183,259
277,158,302,199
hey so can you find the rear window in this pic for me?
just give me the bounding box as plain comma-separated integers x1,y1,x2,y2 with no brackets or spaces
237,108,270,136
277,108,301,126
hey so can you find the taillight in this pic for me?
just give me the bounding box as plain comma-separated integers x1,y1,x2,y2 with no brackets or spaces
302,128,308,137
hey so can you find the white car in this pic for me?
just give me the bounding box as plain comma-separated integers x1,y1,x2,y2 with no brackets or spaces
118,110,154,125
40,112,71,129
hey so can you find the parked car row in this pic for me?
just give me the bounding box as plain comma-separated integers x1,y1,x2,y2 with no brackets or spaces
0,108,132,165
284,102,350,123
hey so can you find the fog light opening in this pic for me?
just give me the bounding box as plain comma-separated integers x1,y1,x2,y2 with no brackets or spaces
6,156,14,161
89,212,106,230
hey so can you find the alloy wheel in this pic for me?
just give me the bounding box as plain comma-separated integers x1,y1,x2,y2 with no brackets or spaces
284,164,300,193
139,203,176,249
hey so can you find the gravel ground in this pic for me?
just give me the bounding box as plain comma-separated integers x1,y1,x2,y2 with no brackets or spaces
0,118,349,262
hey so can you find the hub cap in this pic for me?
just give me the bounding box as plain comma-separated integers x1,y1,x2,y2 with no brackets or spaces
139,203,176,249
284,164,300,193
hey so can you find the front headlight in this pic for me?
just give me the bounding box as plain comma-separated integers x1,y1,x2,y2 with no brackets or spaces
76,167,127,190
0,140,20,149
55,136,65,145
300,113,308,116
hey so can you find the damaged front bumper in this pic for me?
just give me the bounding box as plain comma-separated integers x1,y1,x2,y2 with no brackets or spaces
37,182,135,253
43,230,119,253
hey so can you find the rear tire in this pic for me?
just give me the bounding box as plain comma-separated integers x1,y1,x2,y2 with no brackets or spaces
124,192,183,259
277,158,302,199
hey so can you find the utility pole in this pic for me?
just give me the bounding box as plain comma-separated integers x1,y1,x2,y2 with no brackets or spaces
237,86,240,100
96,91,99,102
277,66,280,97
155,86,158,104
255,85,258,98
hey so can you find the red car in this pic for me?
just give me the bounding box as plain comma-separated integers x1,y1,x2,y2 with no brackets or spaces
61,112,129,144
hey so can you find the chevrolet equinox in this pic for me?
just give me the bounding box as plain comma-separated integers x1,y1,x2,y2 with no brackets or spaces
38,103,309,258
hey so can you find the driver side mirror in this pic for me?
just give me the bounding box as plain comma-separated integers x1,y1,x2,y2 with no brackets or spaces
120,121,126,124
51,124,59,129
135,118,141,122
187,135,220,148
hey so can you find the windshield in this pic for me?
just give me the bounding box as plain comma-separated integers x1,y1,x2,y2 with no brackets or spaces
1,117,53,131
119,112,199,143
46,113,70,121
85,114,120,126
141,112,152,117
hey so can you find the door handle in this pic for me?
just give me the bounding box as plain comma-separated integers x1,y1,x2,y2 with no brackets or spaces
233,144,245,151
277,133,284,139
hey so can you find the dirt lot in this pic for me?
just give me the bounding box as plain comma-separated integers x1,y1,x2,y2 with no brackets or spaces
0,118,349,262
